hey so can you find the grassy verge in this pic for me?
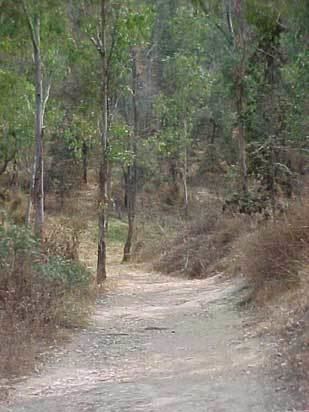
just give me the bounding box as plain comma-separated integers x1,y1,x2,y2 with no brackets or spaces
106,218,128,245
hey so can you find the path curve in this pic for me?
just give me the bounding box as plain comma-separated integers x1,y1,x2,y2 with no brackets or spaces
1,266,298,411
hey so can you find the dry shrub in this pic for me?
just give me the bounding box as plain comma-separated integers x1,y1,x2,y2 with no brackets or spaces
241,199,309,400
155,212,249,278
268,264,309,395
241,198,309,298
0,190,27,225
44,222,80,260
132,204,184,263
0,222,92,377
240,199,309,393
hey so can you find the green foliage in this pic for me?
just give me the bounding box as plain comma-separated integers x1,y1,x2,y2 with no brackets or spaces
37,256,91,288
0,223,38,261
106,218,128,244
0,70,34,165
109,121,133,164
0,222,91,289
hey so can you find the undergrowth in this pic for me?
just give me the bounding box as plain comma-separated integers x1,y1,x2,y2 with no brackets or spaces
241,199,309,300
154,212,248,278
0,220,93,377
240,199,309,397
106,218,128,244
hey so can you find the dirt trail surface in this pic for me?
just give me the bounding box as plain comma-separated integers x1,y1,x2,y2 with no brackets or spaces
1,265,300,412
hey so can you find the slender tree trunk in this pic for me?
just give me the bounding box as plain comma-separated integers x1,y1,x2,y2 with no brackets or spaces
183,121,189,218
235,75,248,194
25,156,36,226
105,162,113,232
82,141,88,184
223,0,235,44
123,162,137,262
33,17,44,240
96,0,109,283
123,49,138,263
22,4,48,240
234,0,248,194
26,14,44,240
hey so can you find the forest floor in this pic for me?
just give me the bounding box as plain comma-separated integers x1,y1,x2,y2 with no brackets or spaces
1,257,305,411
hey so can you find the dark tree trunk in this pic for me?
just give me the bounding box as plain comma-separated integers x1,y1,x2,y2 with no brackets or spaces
235,75,248,194
82,141,88,184
183,121,189,218
96,0,109,283
123,48,139,263
233,0,248,194
123,164,137,262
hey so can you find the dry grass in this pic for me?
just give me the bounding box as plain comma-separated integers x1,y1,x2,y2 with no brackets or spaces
241,198,309,300
238,199,309,396
0,222,93,378
154,212,250,278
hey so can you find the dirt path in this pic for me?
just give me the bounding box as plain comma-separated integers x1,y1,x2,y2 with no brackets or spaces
1,261,299,412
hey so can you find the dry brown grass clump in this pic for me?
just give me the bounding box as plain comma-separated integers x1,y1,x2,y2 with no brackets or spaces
241,199,309,299
154,212,249,278
240,199,309,399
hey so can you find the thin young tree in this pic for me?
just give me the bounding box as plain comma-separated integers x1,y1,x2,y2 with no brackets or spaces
88,0,110,283
123,48,139,262
22,0,51,240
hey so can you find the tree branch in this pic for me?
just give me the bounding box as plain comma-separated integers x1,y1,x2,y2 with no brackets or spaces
21,0,39,50
107,7,120,70
42,79,51,120
90,34,104,56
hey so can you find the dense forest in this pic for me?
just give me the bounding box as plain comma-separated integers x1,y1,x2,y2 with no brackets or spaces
0,0,308,407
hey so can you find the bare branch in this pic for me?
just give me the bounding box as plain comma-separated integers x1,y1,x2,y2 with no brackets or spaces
107,7,120,70
274,162,293,175
90,35,104,55
42,79,51,120
21,0,39,50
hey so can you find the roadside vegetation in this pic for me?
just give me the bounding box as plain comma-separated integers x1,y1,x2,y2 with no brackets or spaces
0,214,93,377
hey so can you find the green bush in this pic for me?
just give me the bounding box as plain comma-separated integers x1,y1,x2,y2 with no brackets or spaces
0,223,39,259
37,255,91,287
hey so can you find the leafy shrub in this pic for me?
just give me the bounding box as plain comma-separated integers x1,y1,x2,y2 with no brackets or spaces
37,256,91,287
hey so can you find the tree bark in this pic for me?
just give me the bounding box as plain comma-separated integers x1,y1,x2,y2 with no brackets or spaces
33,16,44,240
82,140,88,184
235,75,248,194
183,120,189,218
233,0,248,194
96,0,109,283
123,48,138,263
